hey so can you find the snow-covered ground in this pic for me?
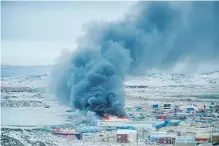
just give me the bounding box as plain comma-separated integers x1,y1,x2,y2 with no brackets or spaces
1,71,219,126
1,71,219,145
126,71,219,86
125,71,219,101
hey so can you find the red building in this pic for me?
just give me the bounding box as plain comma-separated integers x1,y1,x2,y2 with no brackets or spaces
117,134,128,143
195,137,209,141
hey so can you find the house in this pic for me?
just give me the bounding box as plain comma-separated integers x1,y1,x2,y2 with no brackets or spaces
149,132,176,144
117,129,137,143
175,136,196,146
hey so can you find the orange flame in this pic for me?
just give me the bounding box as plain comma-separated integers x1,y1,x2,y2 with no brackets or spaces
104,116,129,121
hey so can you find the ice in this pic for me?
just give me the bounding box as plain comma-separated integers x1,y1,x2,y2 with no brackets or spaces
1,106,71,127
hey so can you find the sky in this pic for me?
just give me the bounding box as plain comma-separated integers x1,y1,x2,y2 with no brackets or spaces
1,1,135,66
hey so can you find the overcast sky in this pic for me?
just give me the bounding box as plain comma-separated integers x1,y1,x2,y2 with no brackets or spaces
1,1,135,66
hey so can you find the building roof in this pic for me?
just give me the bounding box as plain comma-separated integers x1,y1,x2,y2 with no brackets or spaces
196,133,210,138
175,136,196,142
211,133,219,136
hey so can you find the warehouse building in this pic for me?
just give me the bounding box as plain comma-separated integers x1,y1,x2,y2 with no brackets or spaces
148,133,176,144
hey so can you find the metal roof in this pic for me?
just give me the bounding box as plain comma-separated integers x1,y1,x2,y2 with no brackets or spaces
175,136,196,142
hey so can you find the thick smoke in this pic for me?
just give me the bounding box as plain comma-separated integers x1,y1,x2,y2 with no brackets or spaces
50,2,219,117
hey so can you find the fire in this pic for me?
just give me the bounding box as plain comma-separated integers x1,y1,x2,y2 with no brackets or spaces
104,116,129,121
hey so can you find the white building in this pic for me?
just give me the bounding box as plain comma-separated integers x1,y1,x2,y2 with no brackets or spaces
97,120,164,131
175,136,196,146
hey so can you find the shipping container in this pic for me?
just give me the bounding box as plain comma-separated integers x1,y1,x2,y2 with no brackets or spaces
161,115,167,120
153,104,159,108
196,138,209,141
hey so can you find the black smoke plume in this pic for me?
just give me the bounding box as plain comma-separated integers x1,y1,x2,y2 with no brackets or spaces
50,2,219,117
